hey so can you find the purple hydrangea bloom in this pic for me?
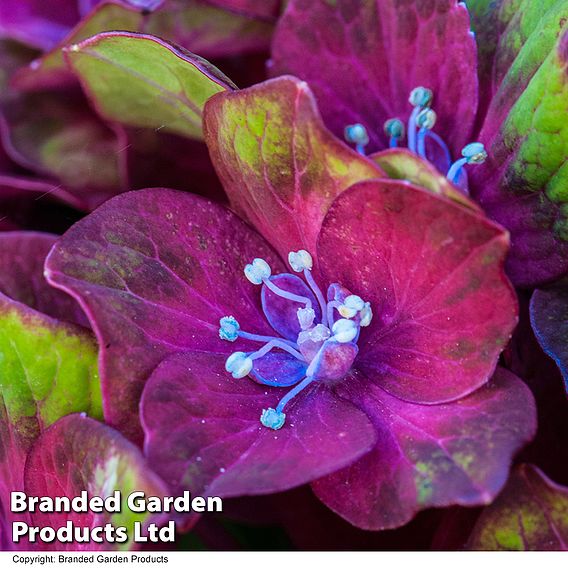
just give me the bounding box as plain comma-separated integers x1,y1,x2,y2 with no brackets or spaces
45,75,536,530
270,0,568,287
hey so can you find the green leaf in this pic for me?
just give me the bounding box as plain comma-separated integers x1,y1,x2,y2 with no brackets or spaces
0,298,102,450
65,31,236,140
467,464,568,550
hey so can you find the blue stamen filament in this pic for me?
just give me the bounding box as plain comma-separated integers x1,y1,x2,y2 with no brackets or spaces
249,339,304,362
219,250,373,430
342,86,488,195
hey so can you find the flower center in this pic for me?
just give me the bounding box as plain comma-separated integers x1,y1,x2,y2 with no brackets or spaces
219,250,372,430
344,86,488,193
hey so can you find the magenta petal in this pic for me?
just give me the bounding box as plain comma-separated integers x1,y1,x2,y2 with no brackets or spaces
271,0,478,154
0,231,88,326
203,76,383,261
24,414,167,551
312,368,536,530
317,179,517,404
45,189,284,442
141,351,376,497
261,273,320,341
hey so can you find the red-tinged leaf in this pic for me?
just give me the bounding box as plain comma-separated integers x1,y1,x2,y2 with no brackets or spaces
1,91,126,210
0,231,88,326
470,10,568,286
13,1,144,91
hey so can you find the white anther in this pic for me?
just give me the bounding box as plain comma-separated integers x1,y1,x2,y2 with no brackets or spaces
288,250,313,272
225,352,253,378
297,323,331,345
360,302,373,327
297,307,316,330
332,319,358,343
338,295,364,318
310,323,331,342
244,258,271,284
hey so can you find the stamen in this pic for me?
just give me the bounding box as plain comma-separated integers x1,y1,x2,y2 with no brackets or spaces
297,307,316,330
408,87,433,153
332,319,358,343
249,339,304,362
416,109,437,159
219,318,297,348
298,323,331,346
219,315,239,342
262,277,312,308
360,302,373,327
384,118,405,148
407,107,421,153
338,295,365,318
244,258,271,284
409,87,433,108
288,250,313,272
303,268,328,327
288,250,328,326
446,142,487,184
424,130,452,168
225,352,253,378
327,300,341,327
260,375,316,430
344,123,369,155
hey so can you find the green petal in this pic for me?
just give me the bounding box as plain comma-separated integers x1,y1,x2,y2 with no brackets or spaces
64,31,235,140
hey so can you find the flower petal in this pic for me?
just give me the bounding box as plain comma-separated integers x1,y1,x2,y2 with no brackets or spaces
250,351,307,387
45,189,284,442
203,76,383,259
24,414,167,551
371,148,481,212
141,351,376,498
0,0,80,50
261,273,320,341
64,31,235,141
0,231,88,326
470,13,568,286
1,91,125,210
0,290,101,542
467,464,568,551
270,0,478,154
312,368,536,530
317,179,517,404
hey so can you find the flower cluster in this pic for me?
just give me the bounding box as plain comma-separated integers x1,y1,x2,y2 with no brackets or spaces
1,0,567,552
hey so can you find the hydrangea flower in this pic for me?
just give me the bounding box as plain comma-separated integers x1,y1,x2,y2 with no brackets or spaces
270,0,568,287
46,76,536,530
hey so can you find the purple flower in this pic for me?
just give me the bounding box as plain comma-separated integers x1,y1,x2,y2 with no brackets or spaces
269,0,568,287
46,76,536,530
